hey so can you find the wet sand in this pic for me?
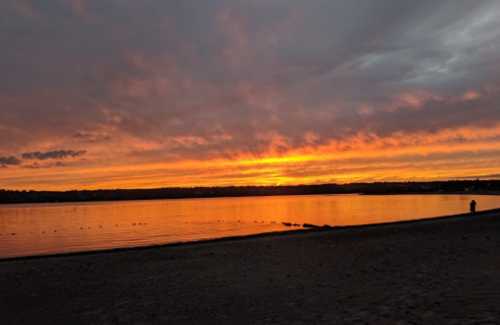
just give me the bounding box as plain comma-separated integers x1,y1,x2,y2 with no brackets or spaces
1,209,500,324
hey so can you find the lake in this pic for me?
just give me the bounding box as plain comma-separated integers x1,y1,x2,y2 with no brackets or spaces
0,194,499,259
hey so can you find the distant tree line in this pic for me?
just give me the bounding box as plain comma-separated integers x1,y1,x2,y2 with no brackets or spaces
1,180,500,204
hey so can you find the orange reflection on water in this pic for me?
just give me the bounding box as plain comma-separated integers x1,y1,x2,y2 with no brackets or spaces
0,194,499,259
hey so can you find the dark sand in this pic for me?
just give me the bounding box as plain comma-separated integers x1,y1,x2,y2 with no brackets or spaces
1,210,500,324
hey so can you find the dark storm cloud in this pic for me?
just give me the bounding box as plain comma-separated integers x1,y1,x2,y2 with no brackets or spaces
0,0,499,158
0,156,21,167
22,150,87,161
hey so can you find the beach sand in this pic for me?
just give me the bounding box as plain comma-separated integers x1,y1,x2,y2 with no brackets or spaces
1,209,500,324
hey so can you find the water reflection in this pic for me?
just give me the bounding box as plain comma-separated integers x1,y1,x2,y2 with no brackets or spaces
0,194,498,258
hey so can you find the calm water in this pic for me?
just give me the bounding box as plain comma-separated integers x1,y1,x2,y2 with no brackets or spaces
0,194,499,259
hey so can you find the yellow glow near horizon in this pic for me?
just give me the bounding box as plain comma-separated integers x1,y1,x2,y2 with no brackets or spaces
2,124,500,190
237,154,317,166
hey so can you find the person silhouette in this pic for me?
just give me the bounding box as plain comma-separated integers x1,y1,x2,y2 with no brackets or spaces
470,200,477,214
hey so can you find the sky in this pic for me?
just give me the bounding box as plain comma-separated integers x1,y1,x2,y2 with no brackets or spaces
1,0,500,190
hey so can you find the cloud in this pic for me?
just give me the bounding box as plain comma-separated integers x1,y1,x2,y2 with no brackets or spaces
0,156,21,167
21,150,87,161
23,161,67,169
73,130,111,143
0,0,499,188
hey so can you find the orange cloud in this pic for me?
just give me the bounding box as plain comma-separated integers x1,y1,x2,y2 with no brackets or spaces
2,123,499,190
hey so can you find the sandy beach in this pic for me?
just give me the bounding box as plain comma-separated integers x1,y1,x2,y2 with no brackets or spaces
1,209,500,324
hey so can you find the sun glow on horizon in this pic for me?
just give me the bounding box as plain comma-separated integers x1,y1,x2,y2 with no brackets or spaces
2,128,500,191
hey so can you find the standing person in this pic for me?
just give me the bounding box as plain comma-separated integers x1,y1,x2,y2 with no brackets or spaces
470,200,477,214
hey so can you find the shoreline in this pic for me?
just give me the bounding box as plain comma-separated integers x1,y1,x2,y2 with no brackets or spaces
2,183,500,205
1,191,500,208
2,207,499,263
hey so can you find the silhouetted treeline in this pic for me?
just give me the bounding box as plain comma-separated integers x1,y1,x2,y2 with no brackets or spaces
1,180,500,204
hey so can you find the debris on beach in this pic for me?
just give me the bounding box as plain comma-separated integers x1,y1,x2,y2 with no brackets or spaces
303,223,333,229
282,222,302,227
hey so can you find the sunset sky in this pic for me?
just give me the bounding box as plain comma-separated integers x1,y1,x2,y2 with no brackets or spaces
1,0,500,190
